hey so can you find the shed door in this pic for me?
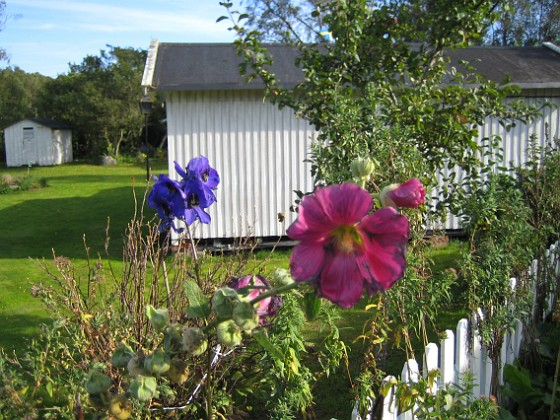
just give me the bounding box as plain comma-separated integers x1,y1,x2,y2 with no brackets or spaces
22,127,35,164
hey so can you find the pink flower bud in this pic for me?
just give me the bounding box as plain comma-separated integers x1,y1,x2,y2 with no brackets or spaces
380,178,426,209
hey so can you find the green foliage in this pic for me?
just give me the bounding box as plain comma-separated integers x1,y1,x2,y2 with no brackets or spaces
0,67,50,163
514,134,560,322
242,0,324,42
0,196,348,418
410,377,500,419
223,0,538,209
0,67,50,132
459,173,536,394
0,320,88,418
500,361,560,419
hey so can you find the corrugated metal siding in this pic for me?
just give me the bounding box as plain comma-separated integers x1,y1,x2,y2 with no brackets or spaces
436,95,560,231
166,90,317,239
166,90,560,238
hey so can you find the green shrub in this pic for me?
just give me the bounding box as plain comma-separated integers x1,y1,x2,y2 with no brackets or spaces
0,172,47,193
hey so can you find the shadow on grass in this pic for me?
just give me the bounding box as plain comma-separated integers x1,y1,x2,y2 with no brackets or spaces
0,186,155,260
0,312,51,354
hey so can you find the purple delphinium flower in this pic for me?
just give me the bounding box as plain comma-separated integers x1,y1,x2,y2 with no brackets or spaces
182,177,212,225
229,275,282,323
147,174,186,231
287,183,410,308
148,156,220,230
175,157,219,205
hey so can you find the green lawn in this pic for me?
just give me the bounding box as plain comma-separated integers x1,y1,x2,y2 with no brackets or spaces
0,161,167,352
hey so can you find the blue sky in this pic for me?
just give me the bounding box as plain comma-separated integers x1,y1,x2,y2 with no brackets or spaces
1,0,240,77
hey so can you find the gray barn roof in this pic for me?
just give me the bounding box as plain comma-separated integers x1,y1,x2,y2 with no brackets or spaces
448,44,560,88
144,42,560,92
148,43,303,91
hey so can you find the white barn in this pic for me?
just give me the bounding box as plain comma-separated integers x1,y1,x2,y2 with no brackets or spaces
4,118,73,167
142,41,560,239
142,42,318,241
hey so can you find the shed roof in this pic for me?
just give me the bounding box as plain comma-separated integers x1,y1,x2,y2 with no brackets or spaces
145,42,560,92
8,118,72,130
31,118,72,129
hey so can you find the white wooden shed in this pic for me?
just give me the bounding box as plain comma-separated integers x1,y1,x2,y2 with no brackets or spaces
4,118,73,167
142,41,560,239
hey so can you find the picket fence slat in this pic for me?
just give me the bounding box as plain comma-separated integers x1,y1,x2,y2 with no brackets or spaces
441,329,455,385
356,240,559,419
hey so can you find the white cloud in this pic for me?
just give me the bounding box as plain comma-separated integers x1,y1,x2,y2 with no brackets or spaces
8,0,233,36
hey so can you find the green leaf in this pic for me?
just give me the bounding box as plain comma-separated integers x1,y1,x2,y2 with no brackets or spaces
129,375,158,401
111,342,135,368
232,301,259,332
85,369,111,394
145,305,169,333
303,291,321,321
184,281,211,319
144,349,171,376
253,329,284,361
46,381,53,398
216,319,243,348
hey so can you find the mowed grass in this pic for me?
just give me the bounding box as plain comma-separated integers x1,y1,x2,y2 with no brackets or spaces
0,161,167,352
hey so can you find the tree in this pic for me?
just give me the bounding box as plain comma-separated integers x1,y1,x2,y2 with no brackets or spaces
242,0,560,46
242,0,327,42
486,0,560,45
0,67,50,163
224,0,535,193
0,67,49,129
37,46,148,159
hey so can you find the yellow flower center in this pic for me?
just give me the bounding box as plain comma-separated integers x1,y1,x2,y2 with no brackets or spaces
331,225,363,254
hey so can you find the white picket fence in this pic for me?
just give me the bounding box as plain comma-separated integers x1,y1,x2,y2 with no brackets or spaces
352,241,559,420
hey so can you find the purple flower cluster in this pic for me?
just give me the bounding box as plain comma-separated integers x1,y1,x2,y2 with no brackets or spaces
148,156,219,231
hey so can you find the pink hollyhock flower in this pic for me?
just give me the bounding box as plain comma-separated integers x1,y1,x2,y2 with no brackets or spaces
286,183,410,308
229,275,282,323
380,178,426,209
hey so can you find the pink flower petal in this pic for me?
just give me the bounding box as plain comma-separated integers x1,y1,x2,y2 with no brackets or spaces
315,183,372,225
286,196,330,242
287,183,372,241
319,253,365,308
359,207,409,290
289,242,325,282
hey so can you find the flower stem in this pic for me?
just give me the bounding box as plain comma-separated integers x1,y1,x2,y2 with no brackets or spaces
249,281,303,305
185,224,199,261
206,344,213,420
185,224,202,287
